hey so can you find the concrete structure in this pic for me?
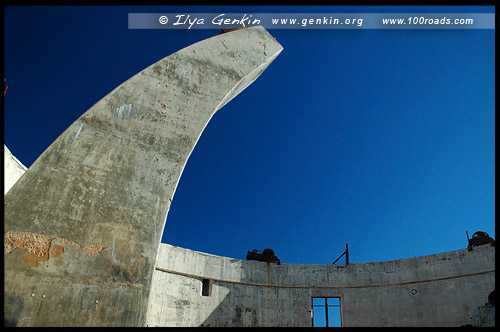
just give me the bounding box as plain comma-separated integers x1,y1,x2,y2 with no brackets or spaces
4,145,27,194
147,243,495,327
4,26,283,327
4,25,495,327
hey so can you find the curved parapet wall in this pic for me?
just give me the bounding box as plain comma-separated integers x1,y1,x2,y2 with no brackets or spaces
4,26,283,327
147,243,495,327
4,145,27,194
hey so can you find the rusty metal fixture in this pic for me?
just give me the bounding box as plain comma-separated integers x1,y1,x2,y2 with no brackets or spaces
246,248,281,265
467,231,495,251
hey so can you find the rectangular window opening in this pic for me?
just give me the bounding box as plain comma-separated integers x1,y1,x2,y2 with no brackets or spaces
312,297,342,327
201,279,211,297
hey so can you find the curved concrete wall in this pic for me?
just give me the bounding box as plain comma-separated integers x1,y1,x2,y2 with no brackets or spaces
4,26,282,326
4,145,27,194
4,26,494,327
147,243,495,327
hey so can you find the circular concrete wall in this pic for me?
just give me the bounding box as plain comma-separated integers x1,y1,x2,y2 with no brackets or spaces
147,243,495,327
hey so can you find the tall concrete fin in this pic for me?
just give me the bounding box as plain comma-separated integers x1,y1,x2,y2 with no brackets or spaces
4,26,283,326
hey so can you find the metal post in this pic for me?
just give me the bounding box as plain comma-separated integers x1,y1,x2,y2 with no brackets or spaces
345,243,349,266
332,252,344,265
324,298,329,327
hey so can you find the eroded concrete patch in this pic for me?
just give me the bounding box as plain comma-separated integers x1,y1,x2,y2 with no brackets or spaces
4,231,106,267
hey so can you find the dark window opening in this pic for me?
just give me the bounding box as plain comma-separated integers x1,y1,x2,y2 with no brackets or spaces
312,297,342,327
201,279,211,296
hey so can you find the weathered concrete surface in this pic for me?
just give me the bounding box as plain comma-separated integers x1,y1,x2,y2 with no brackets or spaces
471,302,495,327
4,26,283,327
4,145,27,194
147,243,495,327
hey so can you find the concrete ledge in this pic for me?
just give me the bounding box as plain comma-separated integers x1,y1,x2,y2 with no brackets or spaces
154,242,495,288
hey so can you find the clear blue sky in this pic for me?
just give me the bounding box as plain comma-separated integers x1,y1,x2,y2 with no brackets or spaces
4,6,495,264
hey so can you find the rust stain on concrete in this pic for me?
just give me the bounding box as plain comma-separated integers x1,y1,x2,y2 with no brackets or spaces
23,254,49,267
4,231,106,267
49,244,65,258
82,244,106,257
